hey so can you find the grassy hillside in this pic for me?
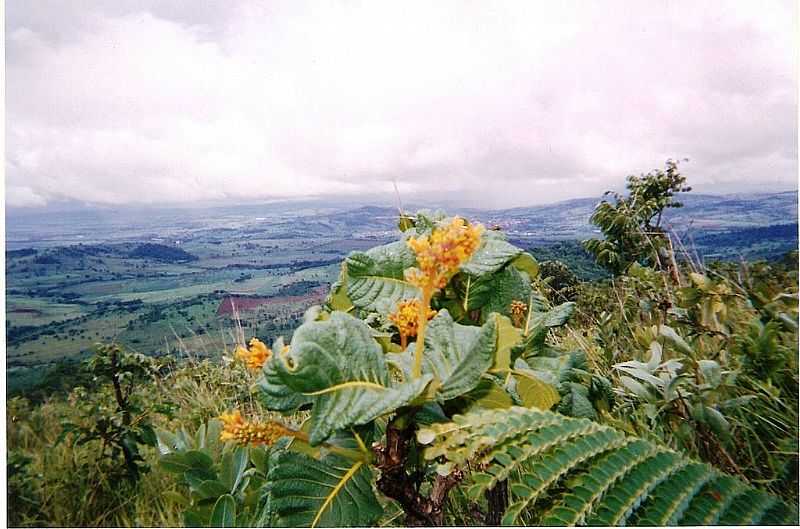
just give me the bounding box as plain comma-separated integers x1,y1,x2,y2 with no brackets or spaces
7,210,798,527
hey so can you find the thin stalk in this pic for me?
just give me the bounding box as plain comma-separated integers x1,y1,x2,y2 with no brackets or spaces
290,429,371,462
413,288,433,378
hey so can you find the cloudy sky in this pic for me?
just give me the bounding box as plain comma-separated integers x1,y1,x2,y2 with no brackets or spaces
6,1,798,209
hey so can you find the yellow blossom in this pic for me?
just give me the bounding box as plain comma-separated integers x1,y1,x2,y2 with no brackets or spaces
509,300,528,328
235,337,272,371
405,217,484,292
218,410,291,447
404,217,483,378
389,299,437,347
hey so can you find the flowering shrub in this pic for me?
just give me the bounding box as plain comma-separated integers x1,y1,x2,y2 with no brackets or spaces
156,212,794,527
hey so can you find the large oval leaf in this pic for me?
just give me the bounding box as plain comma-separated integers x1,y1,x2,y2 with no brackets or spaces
274,311,432,444
266,452,383,527
515,372,560,410
386,310,497,401
468,265,533,320
257,354,312,413
461,235,523,277
345,241,419,311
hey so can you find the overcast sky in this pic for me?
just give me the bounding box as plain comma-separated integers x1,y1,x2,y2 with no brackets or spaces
6,1,798,209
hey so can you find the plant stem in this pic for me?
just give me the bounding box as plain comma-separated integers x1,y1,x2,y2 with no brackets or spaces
412,289,432,378
290,429,371,463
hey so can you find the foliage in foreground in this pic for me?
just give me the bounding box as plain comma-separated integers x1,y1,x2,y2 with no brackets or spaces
151,211,796,527
7,178,798,527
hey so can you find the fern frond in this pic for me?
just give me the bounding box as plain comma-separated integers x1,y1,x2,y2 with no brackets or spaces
679,475,744,525
760,501,800,526
417,407,794,526
717,489,778,526
632,462,715,526
500,429,627,525
468,418,614,495
540,440,660,526
586,451,686,526
418,407,558,465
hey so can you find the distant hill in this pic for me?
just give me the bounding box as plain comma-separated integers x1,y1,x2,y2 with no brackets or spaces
6,190,796,261
129,243,198,262
487,191,798,239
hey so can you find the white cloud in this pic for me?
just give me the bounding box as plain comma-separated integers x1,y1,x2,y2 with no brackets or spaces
5,0,798,208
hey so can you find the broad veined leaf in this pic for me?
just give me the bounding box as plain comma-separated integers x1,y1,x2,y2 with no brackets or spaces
468,265,533,320
257,349,312,413
461,233,522,276
698,359,722,387
266,451,383,527
192,480,229,501
386,310,496,401
515,371,560,410
274,312,432,444
345,241,419,312
531,301,575,329
522,349,586,386
619,375,652,400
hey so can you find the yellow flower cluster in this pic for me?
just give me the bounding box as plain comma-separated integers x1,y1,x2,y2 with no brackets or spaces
389,299,437,340
509,300,528,328
234,337,272,371
405,217,483,292
218,410,291,446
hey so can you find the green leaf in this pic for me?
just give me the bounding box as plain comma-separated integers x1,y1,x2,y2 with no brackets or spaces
515,372,560,410
274,311,432,444
698,359,722,387
267,451,383,527
345,241,419,312
659,325,693,355
422,310,497,400
159,450,214,474
462,235,522,276
155,428,182,455
193,480,230,501
511,252,539,279
558,382,597,419
220,447,249,494
493,314,523,371
419,406,792,526
209,494,236,527
326,264,354,312
511,303,575,360
205,419,223,455
454,378,514,412
258,354,312,413
469,265,533,320
184,510,207,528
387,310,497,401
249,447,269,475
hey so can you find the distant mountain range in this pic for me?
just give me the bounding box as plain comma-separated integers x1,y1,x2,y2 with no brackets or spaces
259,190,798,243
6,190,797,251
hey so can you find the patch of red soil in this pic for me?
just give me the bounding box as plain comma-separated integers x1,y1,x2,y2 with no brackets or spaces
216,287,328,316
